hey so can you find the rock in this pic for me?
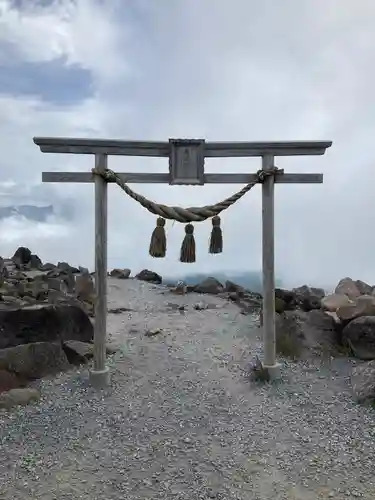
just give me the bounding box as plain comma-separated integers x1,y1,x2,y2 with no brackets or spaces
57,261,80,273
275,288,299,310
0,257,8,283
0,388,40,409
193,302,209,311
321,293,353,312
225,280,245,296
0,304,94,349
110,268,131,279
12,246,32,266
41,262,56,272
194,277,224,295
63,340,94,364
325,310,341,325
47,277,62,291
335,277,361,300
351,360,375,403
29,254,42,269
0,342,70,380
275,309,338,358
299,295,322,312
355,279,373,296
63,340,117,364
275,297,287,313
293,285,325,300
79,266,90,275
171,280,187,295
291,285,325,312
342,316,375,360
47,290,93,316
60,271,75,294
0,369,25,393
75,274,95,302
337,295,375,322
135,269,162,284
145,328,162,337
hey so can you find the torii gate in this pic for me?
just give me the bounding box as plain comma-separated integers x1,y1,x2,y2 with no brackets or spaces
33,137,332,388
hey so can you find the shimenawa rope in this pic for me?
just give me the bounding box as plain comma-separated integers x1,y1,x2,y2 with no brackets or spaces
92,166,283,262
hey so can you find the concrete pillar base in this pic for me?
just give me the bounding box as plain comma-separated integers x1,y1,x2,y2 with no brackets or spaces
89,366,110,389
262,362,282,381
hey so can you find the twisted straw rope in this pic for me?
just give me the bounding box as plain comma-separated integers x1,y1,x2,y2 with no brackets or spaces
91,167,283,223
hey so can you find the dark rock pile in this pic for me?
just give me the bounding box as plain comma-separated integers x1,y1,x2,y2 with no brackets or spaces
0,246,95,316
0,247,116,407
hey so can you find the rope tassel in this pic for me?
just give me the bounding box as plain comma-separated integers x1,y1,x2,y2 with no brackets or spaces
209,215,223,254
149,217,166,258
180,224,196,263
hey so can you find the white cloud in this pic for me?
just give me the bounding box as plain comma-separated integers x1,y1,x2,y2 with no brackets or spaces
1,0,375,288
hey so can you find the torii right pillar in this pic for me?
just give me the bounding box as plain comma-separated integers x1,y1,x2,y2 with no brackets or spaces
260,145,331,379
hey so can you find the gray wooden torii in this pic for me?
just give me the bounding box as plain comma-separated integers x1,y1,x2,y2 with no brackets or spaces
33,137,332,387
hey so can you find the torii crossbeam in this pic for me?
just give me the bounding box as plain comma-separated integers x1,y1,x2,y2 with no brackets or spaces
34,137,332,387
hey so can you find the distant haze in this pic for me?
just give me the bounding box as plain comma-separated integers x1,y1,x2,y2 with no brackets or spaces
163,271,284,293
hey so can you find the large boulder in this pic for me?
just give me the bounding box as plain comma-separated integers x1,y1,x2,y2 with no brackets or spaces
351,360,375,403
337,295,375,322
335,277,361,301
342,316,375,360
135,269,162,284
275,309,339,359
355,280,373,296
0,342,70,381
321,293,353,312
12,246,32,266
0,304,93,349
194,277,224,295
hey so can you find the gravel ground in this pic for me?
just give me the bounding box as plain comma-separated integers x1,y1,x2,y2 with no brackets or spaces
1,279,375,499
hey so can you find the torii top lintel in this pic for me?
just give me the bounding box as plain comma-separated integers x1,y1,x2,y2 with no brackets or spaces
33,137,332,157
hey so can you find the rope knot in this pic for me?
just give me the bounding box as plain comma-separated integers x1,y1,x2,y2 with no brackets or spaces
256,166,283,183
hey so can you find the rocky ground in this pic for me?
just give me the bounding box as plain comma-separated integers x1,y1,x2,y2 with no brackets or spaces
1,248,375,499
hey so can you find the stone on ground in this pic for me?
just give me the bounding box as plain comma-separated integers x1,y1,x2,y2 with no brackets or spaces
0,304,94,349
194,277,224,294
135,269,162,284
342,316,375,360
0,388,40,409
0,342,70,380
351,360,375,403
110,268,131,279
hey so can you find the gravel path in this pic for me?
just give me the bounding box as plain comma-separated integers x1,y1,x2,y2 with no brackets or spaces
1,279,375,499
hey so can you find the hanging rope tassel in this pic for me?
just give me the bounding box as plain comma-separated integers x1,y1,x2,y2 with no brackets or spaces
149,217,166,258
180,223,196,263
209,215,223,254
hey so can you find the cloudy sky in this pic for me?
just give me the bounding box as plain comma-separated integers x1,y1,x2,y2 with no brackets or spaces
0,0,374,289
